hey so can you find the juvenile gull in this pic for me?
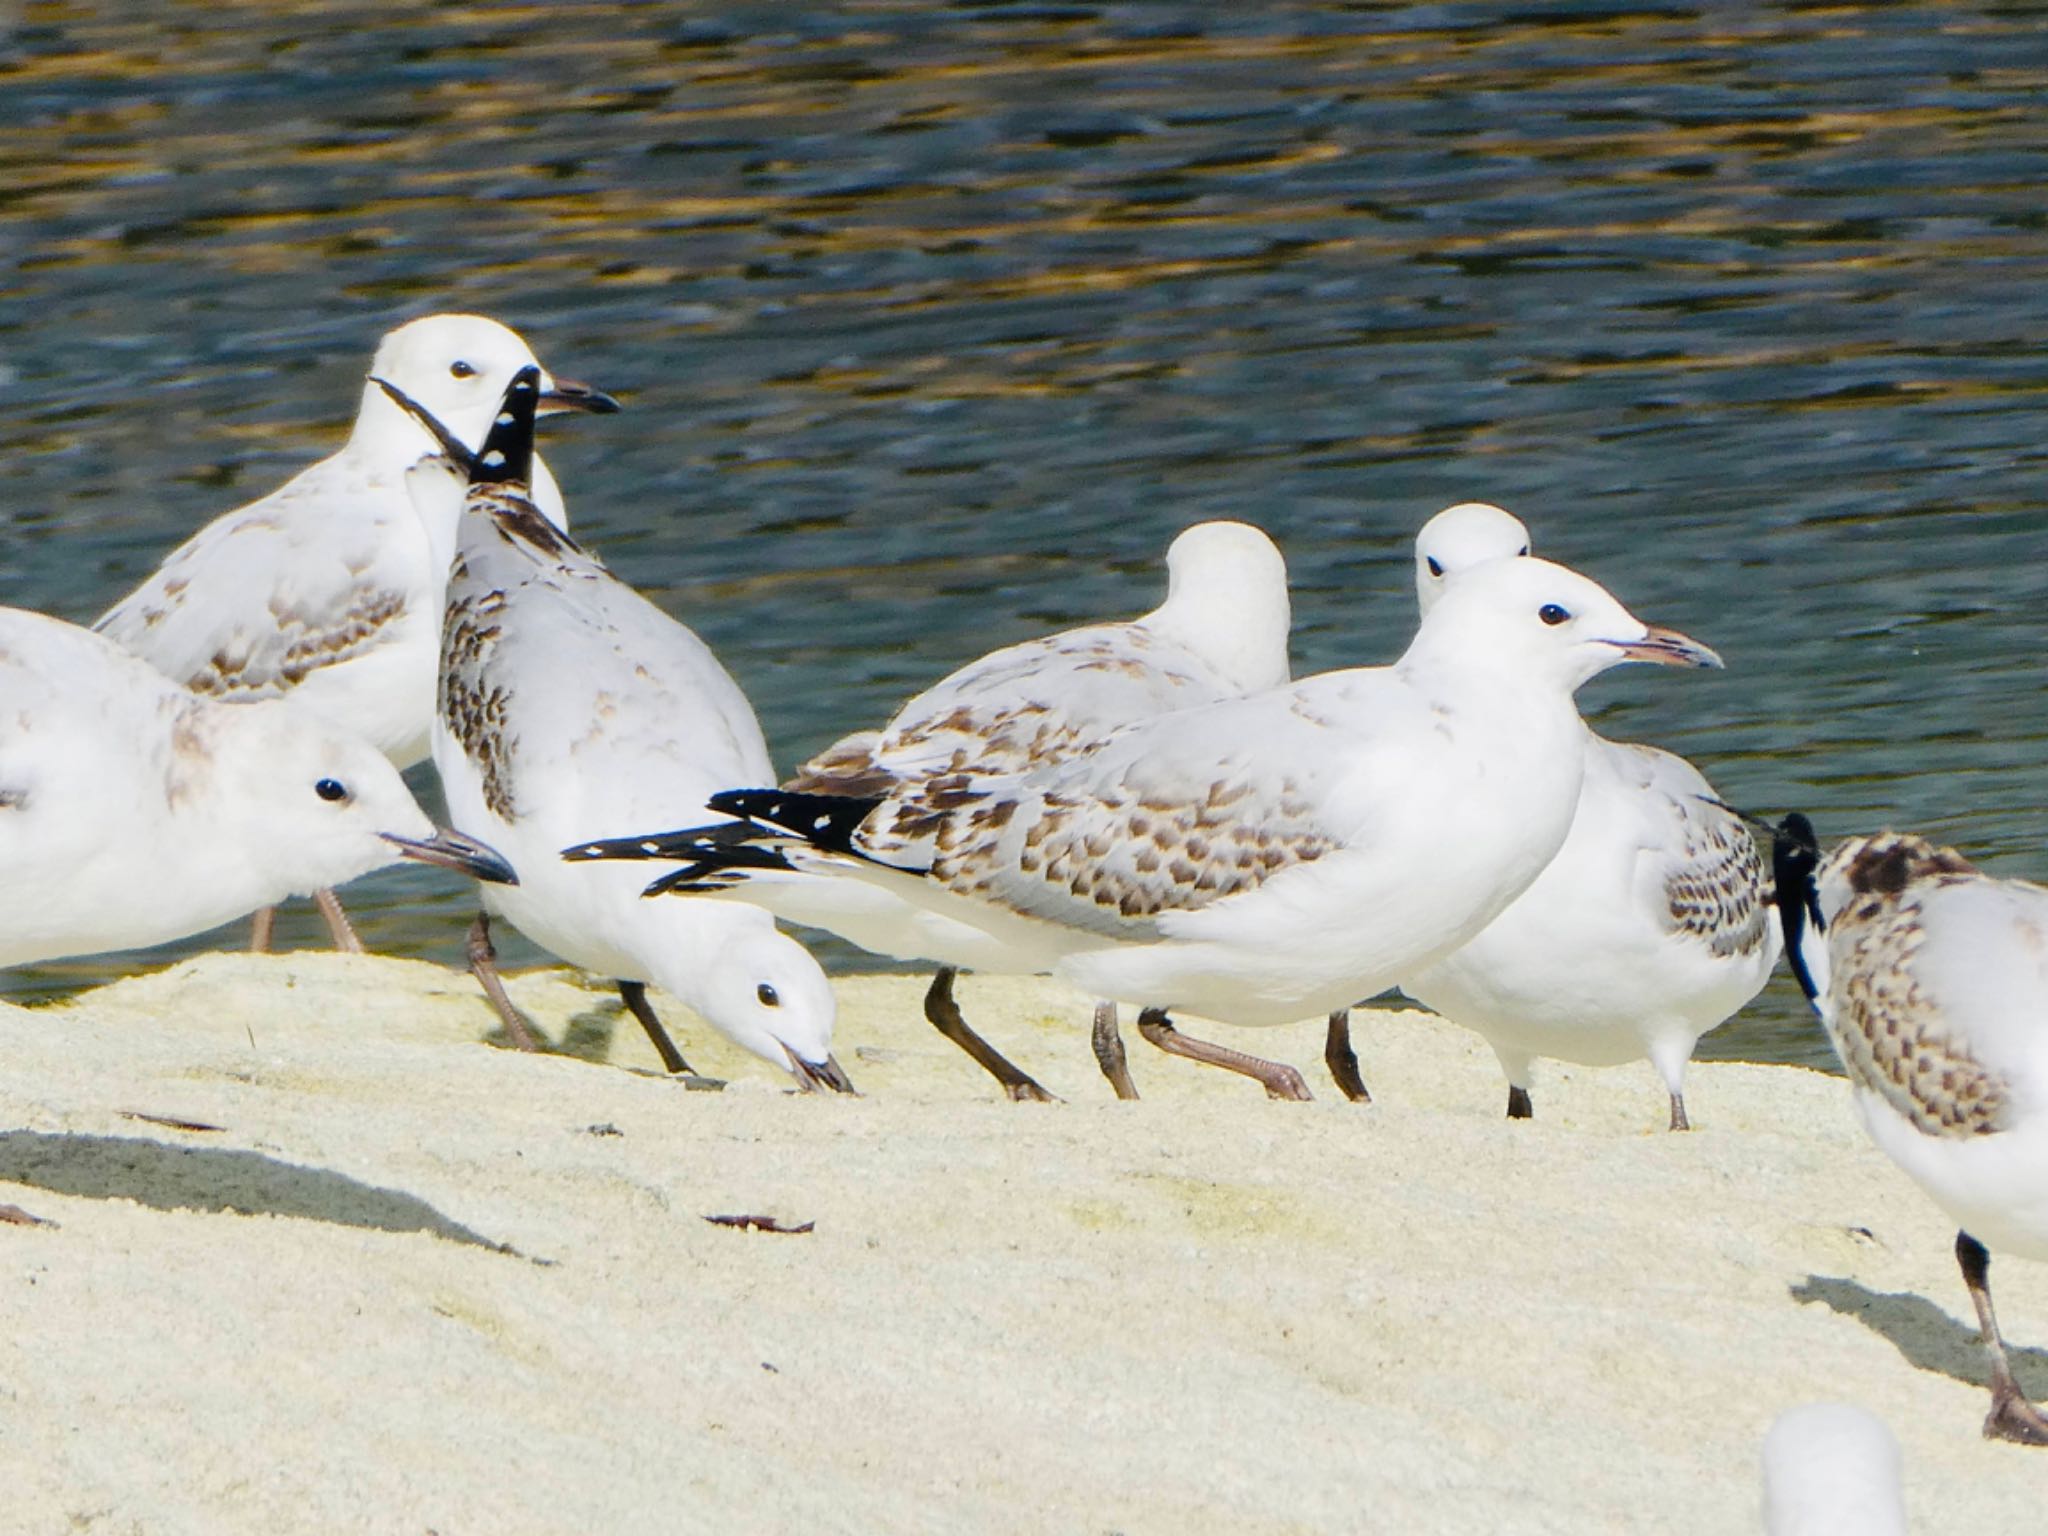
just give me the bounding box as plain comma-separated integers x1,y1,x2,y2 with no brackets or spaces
1397,502,1777,1129
391,370,847,1092
577,559,1721,1073
94,315,615,950
577,521,1292,1101
1777,817,2048,1445
0,606,513,969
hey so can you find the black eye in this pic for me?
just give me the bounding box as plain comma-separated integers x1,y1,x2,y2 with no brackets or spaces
450,360,476,379
315,778,349,803
1517,545,1530,556
1539,603,1570,626
756,983,780,1007
1425,556,1444,577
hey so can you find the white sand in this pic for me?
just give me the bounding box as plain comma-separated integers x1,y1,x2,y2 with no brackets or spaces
0,952,2041,1533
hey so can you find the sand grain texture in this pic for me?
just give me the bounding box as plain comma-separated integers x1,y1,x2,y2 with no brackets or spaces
0,952,2042,1533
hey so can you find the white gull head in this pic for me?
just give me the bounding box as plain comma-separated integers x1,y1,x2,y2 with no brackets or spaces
1149,520,1291,694
666,923,840,1083
1403,554,1722,694
209,701,515,900
353,314,615,529
1413,501,1531,616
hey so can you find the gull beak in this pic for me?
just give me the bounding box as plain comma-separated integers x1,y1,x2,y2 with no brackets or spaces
538,376,622,416
383,828,520,886
1608,624,1722,670
786,1052,859,1095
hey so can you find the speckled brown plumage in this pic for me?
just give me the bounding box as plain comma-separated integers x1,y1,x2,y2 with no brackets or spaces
438,567,517,821
1821,834,2012,1139
189,587,408,699
1664,811,1771,959
898,768,1332,924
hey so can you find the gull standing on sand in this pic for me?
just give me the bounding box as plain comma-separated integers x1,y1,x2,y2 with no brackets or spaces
1397,502,1777,1129
1776,816,2048,1445
0,607,513,964
574,558,1721,1088
390,369,848,1092
0,605,513,1228
94,314,616,949
607,521,1293,1102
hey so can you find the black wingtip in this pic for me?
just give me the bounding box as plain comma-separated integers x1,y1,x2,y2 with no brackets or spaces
705,788,879,854
474,366,540,488
1770,811,1825,1005
642,841,798,897
375,376,478,473
563,820,758,865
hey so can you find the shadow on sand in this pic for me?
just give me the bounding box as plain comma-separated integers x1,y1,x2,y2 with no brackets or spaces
1793,1272,2048,1396
0,1130,522,1254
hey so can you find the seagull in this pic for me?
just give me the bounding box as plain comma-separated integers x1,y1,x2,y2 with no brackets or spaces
574,520,1293,1102
94,314,616,951
574,557,1721,1078
1776,815,2048,1445
386,368,849,1093
0,605,515,972
1397,501,1778,1129
1761,1403,1907,1536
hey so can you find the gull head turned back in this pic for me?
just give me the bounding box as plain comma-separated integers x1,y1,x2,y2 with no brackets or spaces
1404,554,1723,691
1413,502,1531,615
1147,520,1292,694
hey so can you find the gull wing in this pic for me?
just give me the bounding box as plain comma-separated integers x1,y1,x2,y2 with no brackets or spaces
95,454,424,701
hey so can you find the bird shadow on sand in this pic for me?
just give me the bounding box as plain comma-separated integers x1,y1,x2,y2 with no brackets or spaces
1792,1273,2048,1396
0,1130,525,1256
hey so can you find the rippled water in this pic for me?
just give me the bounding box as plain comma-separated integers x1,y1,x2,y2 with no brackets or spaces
5,3,2048,1069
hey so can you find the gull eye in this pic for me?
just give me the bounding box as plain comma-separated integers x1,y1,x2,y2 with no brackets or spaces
1517,544,1530,556
314,778,350,803
1425,556,1444,577
449,360,477,379
1538,603,1570,626
756,983,780,1008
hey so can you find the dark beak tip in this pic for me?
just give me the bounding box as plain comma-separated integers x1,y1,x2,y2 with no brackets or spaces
541,380,623,415
383,830,520,887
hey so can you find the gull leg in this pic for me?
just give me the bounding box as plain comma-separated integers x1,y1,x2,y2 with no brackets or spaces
1092,1000,1139,1100
313,888,365,955
1506,1085,1535,1120
1957,1230,2048,1445
1652,1043,1694,1133
466,910,541,1053
614,981,725,1091
1136,1007,1312,1101
1322,1009,1372,1103
922,967,1057,1103
617,979,694,1075
248,906,276,953
0,1203,48,1227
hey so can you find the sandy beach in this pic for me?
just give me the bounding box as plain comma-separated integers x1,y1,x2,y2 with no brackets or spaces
0,951,2040,1533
